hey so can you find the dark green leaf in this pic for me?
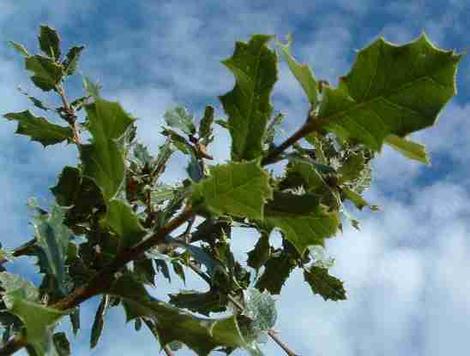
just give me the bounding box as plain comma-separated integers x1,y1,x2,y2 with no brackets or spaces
264,192,340,253
319,35,461,150
247,233,271,271
192,161,272,220
53,332,71,356
25,55,63,91
109,275,250,355
220,35,277,161
303,267,346,301
255,252,296,295
62,46,84,76
199,106,214,144
90,295,109,349
38,25,61,59
169,290,227,316
4,110,73,146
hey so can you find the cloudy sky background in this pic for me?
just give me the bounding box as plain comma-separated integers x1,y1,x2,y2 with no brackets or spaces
1,0,470,355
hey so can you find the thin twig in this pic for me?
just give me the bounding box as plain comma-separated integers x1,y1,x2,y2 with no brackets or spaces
56,84,81,144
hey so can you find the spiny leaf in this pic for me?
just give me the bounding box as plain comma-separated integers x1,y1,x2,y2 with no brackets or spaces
4,110,73,146
90,295,109,349
192,161,272,220
38,25,61,60
109,275,250,355
265,192,340,253
169,290,227,316
25,55,63,91
255,252,296,295
33,205,73,294
243,287,277,332
278,37,318,105
385,134,429,164
80,99,134,200
198,105,214,144
164,106,196,135
105,199,147,249
220,34,278,161
247,233,271,271
53,332,71,356
0,272,66,355
63,46,84,76
303,267,346,301
319,34,461,151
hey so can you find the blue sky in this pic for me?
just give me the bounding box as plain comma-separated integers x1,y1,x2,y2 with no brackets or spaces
1,1,470,355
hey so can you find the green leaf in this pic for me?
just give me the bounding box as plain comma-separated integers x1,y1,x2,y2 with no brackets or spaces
169,290,227,316
83,77,101,98
33,205,73,294
303,267,346,301
39,25,61,59
9,41,30,57
0,272,65,355
255,252,296,295
282,159,329,193
90,295,109,349
53,332,71,356
319,35,461,150
164,106,196,135
192,161,272,220
63,46,84,76
198,106,214,144
80,99,134,199
220,35,277,161
385,134,429,164
25,55,63,91
105,199,147,249
342,187,378,211
278,37,318,105
247,233,271,271
265,192,340,253
109,275,249,355
4,110,73,146
51,166,105,228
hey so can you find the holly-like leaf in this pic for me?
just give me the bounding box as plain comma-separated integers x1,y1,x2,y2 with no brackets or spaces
303,267,346,301
198,105,214,144
192,161,272,220
105,199,147,249
51,166,105,228
319,35,461,151
53,332,71,356
63,46,84,76
25,55,63,91
4,110,73,146
342,187,377,211
279,38,318,105
385,134,429,164
247,233,271,271
0,272,66,355
109,275,250,355
220,35,277,161
164,106,196,136
80,99,134,200
169,290,227,316
255,252,296,295
33,205,73,294
90,295,109,349
38,25,61,60
265,192,340,253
